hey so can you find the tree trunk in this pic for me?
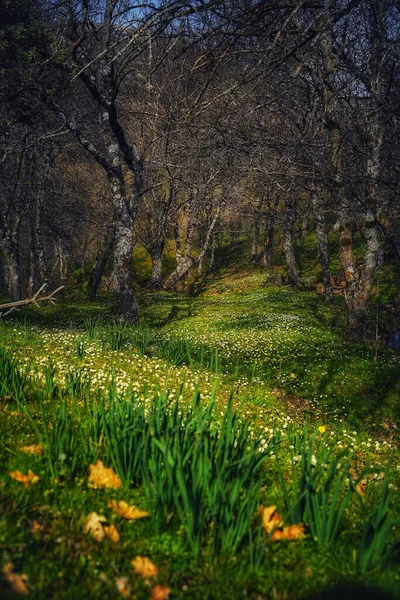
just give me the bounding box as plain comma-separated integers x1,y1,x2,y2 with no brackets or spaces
89,227,115,301
164,198,199,290
35,200,48,288
311,187,332,302
109,168,139,324
262,202,277,268
0,217,21,301
27,223,36,297
150,243,164,290
164,202,221,290
283,197,303,287
251,197,263,263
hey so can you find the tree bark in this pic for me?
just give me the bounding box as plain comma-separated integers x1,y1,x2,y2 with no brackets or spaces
282,197,303,286
150,243,164,289
0,215,21,301
164,202,221,290
88,226,115,301
262,197,278,268
251,197,264,263
311,187,332,302
109,164,139,324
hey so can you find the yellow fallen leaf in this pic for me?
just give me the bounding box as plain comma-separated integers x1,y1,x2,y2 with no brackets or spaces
151,585,171,600
115,576,130,596
285,523,306,539
108,499,150,520
88,460,122,489
260,505,283,534
19,444,44,456
104,523,120,543
270,523,306,542
84,512,107,542
2,562,29,596
130,556,158,579
9,469,39,488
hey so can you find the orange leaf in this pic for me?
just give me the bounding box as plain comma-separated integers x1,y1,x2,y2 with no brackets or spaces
260,505,283,534
282,523,306,540
115,576,131,596
108,499,150,520
31,520,44,534
2,562,29,596
104,523,120,543
270,523,306,542
19,444,44,456
84,512,107,542
130,556,158,579
270,529,284,542
355,479,367,496
151,585,171,600
88,460,122,489
9,469,39,488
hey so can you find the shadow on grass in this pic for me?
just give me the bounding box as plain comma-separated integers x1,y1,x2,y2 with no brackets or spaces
303,581,397,600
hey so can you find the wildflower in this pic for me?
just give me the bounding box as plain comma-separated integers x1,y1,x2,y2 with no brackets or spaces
318,425,326,434
311,455,317,466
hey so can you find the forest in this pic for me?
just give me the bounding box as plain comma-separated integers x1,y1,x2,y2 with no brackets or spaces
1,1,400,599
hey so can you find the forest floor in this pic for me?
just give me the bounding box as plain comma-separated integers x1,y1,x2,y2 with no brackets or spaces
0,270,399,599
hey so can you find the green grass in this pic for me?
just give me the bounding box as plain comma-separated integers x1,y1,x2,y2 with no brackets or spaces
0,272,399,599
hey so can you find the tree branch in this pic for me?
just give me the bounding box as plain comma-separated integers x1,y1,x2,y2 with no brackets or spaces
0,285,65,317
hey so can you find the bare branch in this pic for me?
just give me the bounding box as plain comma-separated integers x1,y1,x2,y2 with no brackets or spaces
0,286,65,318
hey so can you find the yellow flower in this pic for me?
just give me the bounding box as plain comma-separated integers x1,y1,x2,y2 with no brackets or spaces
318,425,326,434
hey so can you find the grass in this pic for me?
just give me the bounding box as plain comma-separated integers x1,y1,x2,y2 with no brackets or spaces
0,272,399,599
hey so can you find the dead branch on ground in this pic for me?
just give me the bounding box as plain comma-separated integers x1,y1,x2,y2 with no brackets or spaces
0,285,65,317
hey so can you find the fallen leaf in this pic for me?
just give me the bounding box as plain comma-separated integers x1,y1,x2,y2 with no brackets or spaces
115,576,131,596
270,523,306,542
355,478,367,496
283,523,306,539
108,499,150,520
2,562,29,595
260,505,283,534
9,469,39,488
84,512,107,542
31,520,44,534
104,523,120,543
130,556,158,579
19,444,44,456
151,585,171,600
269,528,284,542
88,460,122,489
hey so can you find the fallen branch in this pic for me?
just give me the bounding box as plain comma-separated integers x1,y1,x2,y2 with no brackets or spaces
0,285,65,317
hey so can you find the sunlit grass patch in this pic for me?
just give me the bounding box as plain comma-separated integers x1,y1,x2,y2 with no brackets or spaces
0,276,399,599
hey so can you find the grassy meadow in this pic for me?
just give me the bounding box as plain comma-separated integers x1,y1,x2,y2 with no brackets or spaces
0,269,399,599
